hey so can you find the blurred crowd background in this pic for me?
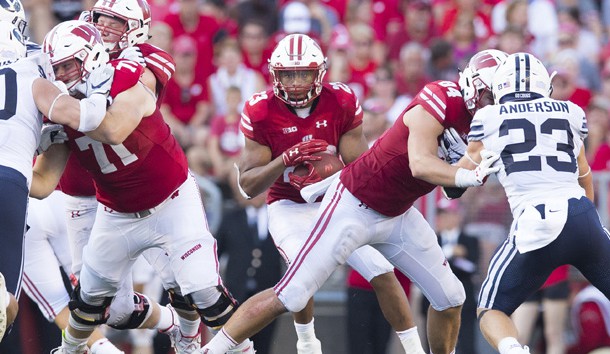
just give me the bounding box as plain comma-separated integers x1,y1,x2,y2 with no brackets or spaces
7,0,610,353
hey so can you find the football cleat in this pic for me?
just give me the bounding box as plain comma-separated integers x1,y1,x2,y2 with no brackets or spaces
159,305,201,354
296,338,322,354
227,338,256,353
50,345,89,354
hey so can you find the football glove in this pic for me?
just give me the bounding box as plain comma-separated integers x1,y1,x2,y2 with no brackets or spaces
454,149,500,187
118,46,146,67
282,139,329,167
75,64,115,98
36,123,68,155
440,127,467,164
288,162,323,191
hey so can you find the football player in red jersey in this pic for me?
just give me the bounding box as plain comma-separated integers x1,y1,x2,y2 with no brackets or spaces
32,21,254,354
201,49,508,354
233,33,422,354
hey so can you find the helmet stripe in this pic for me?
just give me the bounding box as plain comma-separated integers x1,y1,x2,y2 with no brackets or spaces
514,54,520,92
524,53,530,92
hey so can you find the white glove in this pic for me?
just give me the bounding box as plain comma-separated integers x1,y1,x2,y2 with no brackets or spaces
441,127,466,164
118,46,146,67
36,123,68,155
75,64,115,98
454,149,501,187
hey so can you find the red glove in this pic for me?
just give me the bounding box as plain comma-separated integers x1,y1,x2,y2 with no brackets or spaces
288,162,323,190
282,139,329,167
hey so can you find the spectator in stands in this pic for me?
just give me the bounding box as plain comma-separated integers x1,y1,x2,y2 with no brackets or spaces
556,6,601,68
161,35,211,149
512,266,571,354
439,0,493,44
208,86,244,186
496,25,529,54
568,284,610,354
366,64,411,124
162,0,221,83
550,61,593,110
426,39,459,82
345,23,377,99
207,39,265,117
239,19,273,84
490,0,557,61
395,41,430,98
201,0,238,40
231,0,278,35
147,21,173,52
585,96,610,170
385,0,436,64
361,98,389,147
444,12,479,70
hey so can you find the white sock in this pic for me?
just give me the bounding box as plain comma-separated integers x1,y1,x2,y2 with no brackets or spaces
178,316,201,337
396,327,426,354
233,338,253,350
498,337,523,354
203,328,238,354
90,338,124,354
63,329,88,349
154,305,176,332
294,318,317,342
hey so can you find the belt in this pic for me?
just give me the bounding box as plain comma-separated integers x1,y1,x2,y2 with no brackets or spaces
104,188,180,219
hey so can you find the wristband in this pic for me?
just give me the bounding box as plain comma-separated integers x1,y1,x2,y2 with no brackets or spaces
78,94,107,132
455,167,477,188
47,92,69,122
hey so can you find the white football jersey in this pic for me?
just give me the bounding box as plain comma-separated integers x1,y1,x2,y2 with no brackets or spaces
469,97,587,215
0,54,45,186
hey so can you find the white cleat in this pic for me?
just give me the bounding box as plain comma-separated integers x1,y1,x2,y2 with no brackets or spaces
227,338,256,353
50,345,89,354
296,338,322,354
0,273,6,341
159,305,201,354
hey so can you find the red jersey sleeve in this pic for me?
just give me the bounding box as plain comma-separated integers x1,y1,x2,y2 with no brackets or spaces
108,59,145,99
331,82,363,133
137,43,175,89
240,90,272,145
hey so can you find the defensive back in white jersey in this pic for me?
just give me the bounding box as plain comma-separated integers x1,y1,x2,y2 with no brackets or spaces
0,54,46,184
469,97,588,215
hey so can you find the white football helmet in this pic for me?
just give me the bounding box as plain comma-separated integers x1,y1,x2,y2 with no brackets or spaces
91,0,151,53
492,52,552,104
458,49,508,115
268,33,327,107
0,21,25,64
0,0,26,35
42,20,109,93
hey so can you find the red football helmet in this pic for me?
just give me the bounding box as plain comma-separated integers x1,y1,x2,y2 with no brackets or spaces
91,0,151,53
42,20,109,92
458,49,508,115
268,34,327,107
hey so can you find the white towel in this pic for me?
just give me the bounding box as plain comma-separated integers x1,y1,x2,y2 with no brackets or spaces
300,171,341,203
514,198,568,253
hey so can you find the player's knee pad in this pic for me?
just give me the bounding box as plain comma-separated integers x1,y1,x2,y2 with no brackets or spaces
186,285,238,329
109,292,153,330
68,284,114,326
167,288,196,312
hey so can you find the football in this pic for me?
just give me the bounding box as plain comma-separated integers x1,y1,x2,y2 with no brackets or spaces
293,151,345,179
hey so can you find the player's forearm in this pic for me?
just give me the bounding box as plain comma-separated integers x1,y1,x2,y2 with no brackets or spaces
239,158,286,197
410,154,463,187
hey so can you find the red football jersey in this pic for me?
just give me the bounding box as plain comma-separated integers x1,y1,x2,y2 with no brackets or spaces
60,46,175,197
64,59,188,212
341,80,471,217
241,83,363,204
